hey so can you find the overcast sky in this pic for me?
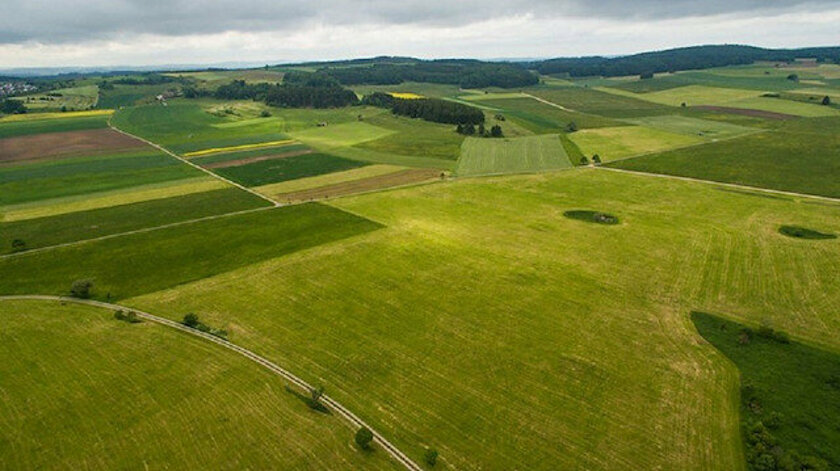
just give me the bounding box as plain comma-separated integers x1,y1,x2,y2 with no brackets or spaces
1,0,839,68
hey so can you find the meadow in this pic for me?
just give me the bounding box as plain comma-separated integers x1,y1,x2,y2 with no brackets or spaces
0,114,110,138
1,188,269,254
467,96,620,133
456,134,571,176
18,85,99,111
528,87,674,117
0,299,395,470
213,152,369,187
609,117,840,197
121,170,840,470
568,125,703,162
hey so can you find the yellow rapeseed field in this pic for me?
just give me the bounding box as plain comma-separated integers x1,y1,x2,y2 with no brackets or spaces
183,139,296,157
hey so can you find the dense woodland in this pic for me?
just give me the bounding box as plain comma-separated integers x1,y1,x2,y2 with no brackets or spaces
193,73,359,108
535,45,840,77
316,60,539,89
362,92,485,125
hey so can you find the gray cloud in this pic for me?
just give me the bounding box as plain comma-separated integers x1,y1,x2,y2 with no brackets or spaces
2,0,839,44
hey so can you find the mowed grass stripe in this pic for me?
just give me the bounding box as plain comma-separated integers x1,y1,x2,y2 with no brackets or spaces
213,152,369,187
456,134,572,176
0,204,382,300
1,177,227,222
0,299,394,470
255,164,406,196
1,188,270,254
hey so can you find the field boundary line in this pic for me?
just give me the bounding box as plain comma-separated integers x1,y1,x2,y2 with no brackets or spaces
107,115,280,207
0,295,424,471
0,206,275,260
521,93,577,112
597,166,840,203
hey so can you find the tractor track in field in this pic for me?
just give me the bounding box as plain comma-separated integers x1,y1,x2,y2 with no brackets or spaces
106,117,281,207
0,295,424,471
596,166,840,203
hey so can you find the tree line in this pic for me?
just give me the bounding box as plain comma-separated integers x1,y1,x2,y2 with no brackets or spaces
534,45,840,77
186,72,359,108
316,60,539,89
362,92,484,125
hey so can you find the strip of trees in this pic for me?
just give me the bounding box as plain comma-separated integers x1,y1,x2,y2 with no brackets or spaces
188,72,359,108
318,60,538,89
363,92,484,125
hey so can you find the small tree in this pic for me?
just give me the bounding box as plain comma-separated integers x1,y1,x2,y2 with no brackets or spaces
592,154,602,165
822,96,831,106
681,102,687,108
786,73,799,82
260,110,272,117
70,279,93,299
309,385,324,409
355,427,374,450
182,313,200,328
11,239,26,252
579,156,589,166
490,125,503,137
424,448,439,466
565,121,578,132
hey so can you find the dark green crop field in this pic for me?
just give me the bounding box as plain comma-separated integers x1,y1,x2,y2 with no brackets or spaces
214,152,368,187
0,204,381,300
0,115,110,139
693,312,840,471
529,87,674,118
474,97,620,133
608,117,840,198
1,188,270,254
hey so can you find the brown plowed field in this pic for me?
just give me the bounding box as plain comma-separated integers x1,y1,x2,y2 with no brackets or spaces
203,149,314,169
276,168,442,203
0,128,146,164
692,105,798,120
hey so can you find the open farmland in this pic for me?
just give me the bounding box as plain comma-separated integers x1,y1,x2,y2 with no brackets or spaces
456,134,571,175
0,128,145,163
120,169,840,470
568,125,704,162
0,299,395,470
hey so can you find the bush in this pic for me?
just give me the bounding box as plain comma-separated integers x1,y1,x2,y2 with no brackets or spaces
565,121,578,133
355,427,374,450
592,154,602,165
822,96,831,106
11,239,26,252
579,156,589,165
70,279,93,299
182,313,200,328
308,385,324,409
114,310,141,324
424,448,439,466
490,125,503,138
260,110,272,117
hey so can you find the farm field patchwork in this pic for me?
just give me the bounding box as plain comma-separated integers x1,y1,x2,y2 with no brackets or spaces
0,113,110,139
1,177,228,221
0,128,145,163
273,168,441,203
724,97,840,117
621,115,759,139
456,134,572,175
255,164,406,196
568,126,704,162
528,87,674,117
608,117,840,197
0,203,381,299
121,169,840,470
213,152,369,187
468,96,620,133
599,85,762,107
1,188,270,254
0,299,395,471
17,85,99,111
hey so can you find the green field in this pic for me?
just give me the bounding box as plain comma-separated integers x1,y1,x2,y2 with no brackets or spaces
725,97,840,117
116,169,840,470
255,164,406,196
609,117,840,197
1,188,269,254
0,204,381,299
528,87,674,117
468,96,620,133
0,150,204,205
693,312,840,470
569,126,704,161
213,152,369,187
0,299,395,470
622,115,759,139
352,113,466,162
0,114,109,139
456,134,571,176
18,85,99,111
600,85,761,107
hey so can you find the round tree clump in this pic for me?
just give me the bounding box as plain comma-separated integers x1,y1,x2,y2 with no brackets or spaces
563,210,620,225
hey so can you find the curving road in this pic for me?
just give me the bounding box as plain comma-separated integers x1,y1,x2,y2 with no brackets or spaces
0,295,423,471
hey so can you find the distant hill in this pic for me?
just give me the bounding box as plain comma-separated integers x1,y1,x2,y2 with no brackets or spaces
533,45,840,77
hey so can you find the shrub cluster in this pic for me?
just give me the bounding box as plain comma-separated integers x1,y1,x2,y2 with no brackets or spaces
114,310,141,324
181,313,228,339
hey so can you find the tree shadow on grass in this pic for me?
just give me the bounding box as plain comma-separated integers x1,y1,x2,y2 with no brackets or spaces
285,385,332,415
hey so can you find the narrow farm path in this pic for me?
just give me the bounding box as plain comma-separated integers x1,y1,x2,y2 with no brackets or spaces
0,295,424,471
522,93,577,112
107,117,281,207
596,166,840,203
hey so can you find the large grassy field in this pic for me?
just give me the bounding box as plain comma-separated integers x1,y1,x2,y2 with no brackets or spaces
116,170,839,470
0,299,395,470
18,85,99,111
528,87,674,118
213,152,369,187
600,85,762,107
608,117,840,197
0,204,381,299
621,115,759,139
0,114,110,139
468,96,620,133
1,188,269,254
569,126,704,162
456,134,571,176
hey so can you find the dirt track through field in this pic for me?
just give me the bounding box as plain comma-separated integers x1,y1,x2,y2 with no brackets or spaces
0,128,146,163
276,168,441,203
203,149,314,169
0,295,423,471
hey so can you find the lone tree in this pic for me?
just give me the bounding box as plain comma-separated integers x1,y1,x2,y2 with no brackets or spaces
11,239,26,252
787,73,799,82
70,279,93,299
309,385,324,409
490,125,503,138
424,448,439,466
579,156,589,165
355,427,374,450
592,154,602,165
822,96,831,106
565,121,578,132
182,313,200,328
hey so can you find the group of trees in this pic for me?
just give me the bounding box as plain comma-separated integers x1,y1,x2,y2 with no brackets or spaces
534,45,840,78
0,99,27,114
181,313,228,339
456,122,503,138
190,72,358,109
315,60,538,89
391,97,485,125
